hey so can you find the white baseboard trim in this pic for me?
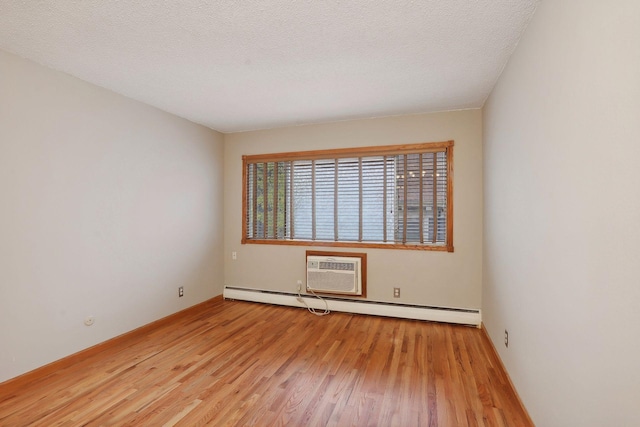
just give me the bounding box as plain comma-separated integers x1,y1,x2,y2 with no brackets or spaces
223,286,481,326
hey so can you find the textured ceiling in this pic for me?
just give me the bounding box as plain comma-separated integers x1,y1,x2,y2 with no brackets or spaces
0,1,538,133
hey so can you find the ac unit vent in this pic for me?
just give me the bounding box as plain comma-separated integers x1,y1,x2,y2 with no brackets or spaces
307,255,362,296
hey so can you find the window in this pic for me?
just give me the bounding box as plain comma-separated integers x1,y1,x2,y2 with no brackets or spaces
242,141,453,251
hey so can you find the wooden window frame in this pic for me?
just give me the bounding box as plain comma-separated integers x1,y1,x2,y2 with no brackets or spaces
242,141,454,252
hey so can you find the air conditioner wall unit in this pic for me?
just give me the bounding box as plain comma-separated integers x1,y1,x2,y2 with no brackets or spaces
306,251,367,297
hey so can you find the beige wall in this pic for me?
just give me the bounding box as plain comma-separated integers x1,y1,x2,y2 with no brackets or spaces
483,1,640,425
0,50,225,383
224,110,483,309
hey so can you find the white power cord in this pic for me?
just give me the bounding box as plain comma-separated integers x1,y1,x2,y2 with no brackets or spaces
297,284,330,316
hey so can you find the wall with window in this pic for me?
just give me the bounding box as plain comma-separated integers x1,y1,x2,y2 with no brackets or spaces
483,1,640,425
0,50,225,383
224,110,482,309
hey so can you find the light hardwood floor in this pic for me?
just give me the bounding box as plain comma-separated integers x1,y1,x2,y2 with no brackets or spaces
0,297,532,426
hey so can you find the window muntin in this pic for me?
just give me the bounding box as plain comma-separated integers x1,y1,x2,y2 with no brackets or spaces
242,141,453,251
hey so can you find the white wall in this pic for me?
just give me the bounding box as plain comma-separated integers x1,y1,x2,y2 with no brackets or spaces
224,110,483,309
483,1,640,425
0,50,225,383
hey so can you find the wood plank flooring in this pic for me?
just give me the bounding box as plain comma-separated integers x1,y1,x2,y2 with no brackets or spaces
0,298,532,426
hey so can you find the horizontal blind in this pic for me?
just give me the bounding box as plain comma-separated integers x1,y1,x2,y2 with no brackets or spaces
292,160,313,240
394,152,448,244
245,161,290,240
361,156,392,242
436,151,448,243
315,159,335,240
243,142,451,248
337,158,360,241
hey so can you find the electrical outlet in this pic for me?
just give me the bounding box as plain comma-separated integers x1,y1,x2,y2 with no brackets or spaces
297,280,303,293
84,316,95,326
393,287,400,298
179,286,184,297
504,329,509,348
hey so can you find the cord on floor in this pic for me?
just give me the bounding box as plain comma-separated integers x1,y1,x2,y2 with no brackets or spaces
297,286,330,316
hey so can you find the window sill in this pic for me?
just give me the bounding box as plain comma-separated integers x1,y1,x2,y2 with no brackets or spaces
241,238,453,252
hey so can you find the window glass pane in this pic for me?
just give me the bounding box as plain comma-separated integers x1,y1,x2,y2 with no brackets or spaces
283,162,292,239
394,155,405,242
385,157,395,242
292,160,312,240
256,163,265,238
315,159,335,240
422,152,435,243
265,163,274,239
404,153,422,243
436,151,448,243
361,157,385,242
246,164,254,238
274,161,288,239
337,158,360,241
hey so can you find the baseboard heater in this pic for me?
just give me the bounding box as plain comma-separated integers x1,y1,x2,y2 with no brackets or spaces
223,286,481,327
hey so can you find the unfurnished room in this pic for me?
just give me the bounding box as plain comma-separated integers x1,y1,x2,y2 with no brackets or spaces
1,1,639,426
